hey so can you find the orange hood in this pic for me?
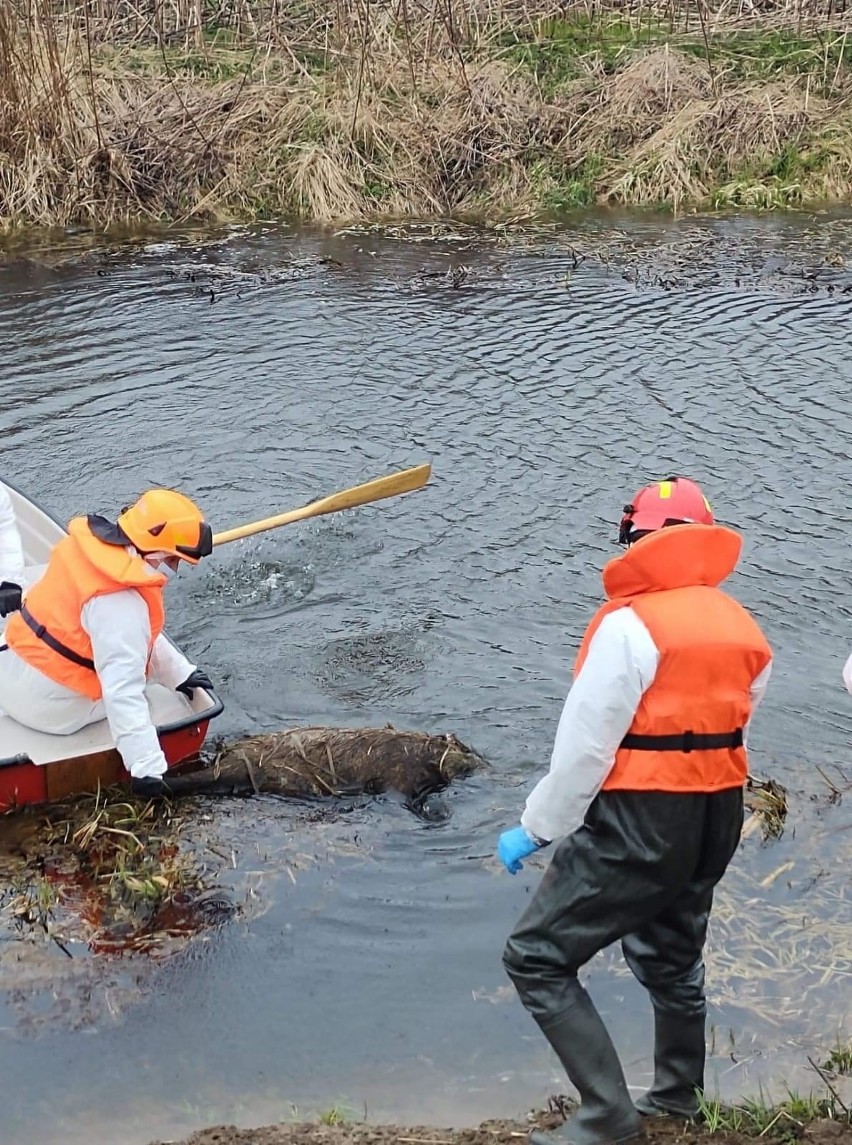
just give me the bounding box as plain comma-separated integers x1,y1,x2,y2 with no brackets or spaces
602,524,742,601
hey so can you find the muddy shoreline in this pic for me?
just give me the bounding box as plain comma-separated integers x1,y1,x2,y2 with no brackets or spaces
149,1108,852,1145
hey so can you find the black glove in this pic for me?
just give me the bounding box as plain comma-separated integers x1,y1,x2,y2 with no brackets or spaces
131,772,199,800
176,668,214,700
0,581,23,618
131,776,172,800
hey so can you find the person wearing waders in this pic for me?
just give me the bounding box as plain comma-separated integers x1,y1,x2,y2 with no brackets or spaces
497,477,772,1145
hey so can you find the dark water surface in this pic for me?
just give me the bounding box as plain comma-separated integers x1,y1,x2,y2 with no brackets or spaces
0,212,850,1145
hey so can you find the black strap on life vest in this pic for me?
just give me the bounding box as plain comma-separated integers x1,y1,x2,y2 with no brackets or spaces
19,603,96,672
620,728,744,754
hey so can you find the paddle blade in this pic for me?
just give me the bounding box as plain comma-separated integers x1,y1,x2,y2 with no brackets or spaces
311,463,432,515
212,462,432,546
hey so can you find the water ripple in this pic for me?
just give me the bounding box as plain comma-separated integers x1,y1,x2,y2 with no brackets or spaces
1,214,851,1144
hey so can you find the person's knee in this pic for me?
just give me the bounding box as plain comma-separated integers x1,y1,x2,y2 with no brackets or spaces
502,933,528,984
505,915,600,980
647,963,707,1016
503,930,582,991
502,931,562,1005
503,935,587,1022
655,983,706,1017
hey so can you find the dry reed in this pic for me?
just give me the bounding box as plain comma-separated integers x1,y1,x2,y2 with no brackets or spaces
1,0,851,226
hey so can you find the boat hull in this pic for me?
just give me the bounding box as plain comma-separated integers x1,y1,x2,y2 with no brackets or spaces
0,715,213,811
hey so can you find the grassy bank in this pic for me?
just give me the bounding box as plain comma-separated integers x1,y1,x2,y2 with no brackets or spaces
2,0,852,228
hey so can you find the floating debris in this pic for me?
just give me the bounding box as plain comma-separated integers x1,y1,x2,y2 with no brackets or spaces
743,775,789,841
0,788,229,959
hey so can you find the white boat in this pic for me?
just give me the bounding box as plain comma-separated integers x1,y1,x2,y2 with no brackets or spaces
0,479,222,810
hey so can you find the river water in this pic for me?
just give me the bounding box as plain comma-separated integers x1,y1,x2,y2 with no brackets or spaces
0,211,850,1145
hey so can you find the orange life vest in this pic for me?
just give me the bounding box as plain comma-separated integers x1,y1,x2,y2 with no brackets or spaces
574,524,772,793
5,516,167,702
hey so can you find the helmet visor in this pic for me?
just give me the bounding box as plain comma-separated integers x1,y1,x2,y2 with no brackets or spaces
176,521,213,562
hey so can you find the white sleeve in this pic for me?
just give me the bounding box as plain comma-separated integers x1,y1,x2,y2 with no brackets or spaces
148,634,195,691
843,650,852,696
521,608,659,844
0,485,25,588
744,659,772,746
81,591,168,780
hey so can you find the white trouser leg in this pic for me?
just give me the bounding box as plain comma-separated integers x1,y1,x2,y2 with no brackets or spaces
0,646,104,732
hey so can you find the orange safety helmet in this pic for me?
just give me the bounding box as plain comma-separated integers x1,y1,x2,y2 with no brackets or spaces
619,476,714,545
117,489,212,564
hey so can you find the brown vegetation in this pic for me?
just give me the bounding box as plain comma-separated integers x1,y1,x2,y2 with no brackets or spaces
0,788,213,955
1,0,851,227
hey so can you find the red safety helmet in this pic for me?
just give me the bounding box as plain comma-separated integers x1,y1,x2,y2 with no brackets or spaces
619,477,714,545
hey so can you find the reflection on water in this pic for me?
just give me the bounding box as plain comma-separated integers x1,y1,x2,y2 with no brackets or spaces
0,211,851,1145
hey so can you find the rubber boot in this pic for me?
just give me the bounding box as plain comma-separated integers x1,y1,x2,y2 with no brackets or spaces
634,1009,705,1119
529,989,644,1145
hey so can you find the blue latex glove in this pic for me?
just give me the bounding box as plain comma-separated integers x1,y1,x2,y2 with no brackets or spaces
498,825,541,875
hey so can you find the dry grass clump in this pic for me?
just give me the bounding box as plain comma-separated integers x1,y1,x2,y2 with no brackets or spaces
1,0,852,226
0,4,262,225
571,46,714,147
556,47,716,198
608,46,712,117
555,47,849,209
605,81,819,207
243,58,551,221
743,774,788,839
0,4,552,224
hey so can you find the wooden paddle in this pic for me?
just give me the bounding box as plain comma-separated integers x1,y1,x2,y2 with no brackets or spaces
212,463,432,547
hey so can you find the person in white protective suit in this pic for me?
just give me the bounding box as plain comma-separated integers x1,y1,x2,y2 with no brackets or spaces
0,488,215,798
0,484,25,619
497,477,773,1145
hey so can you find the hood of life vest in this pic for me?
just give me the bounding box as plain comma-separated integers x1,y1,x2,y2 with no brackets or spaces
68,516,168,591
602,523,742,600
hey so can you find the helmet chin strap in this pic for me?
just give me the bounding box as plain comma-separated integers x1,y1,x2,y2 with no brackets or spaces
618,505,636,546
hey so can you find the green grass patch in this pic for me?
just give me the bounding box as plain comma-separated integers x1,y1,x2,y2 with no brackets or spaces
291,46,334,74
298,111,331,143
498,16,851,95
112,44,261,81
318,1104,363,1126
712,140,833,210
697,1088,850,1141
363,178,392,203
822,1041,852,1075
531,154,604,212
497,15,668,90
680,27,852,88
712,176,805,210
